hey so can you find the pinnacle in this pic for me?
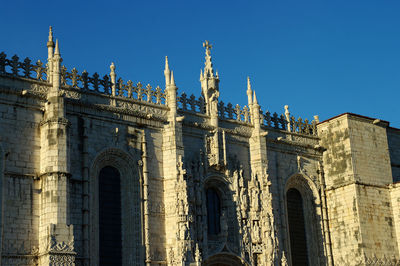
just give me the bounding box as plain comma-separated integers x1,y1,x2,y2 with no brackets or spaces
247,76,252,91
170,71,175,86
253,90,258,104
54,39,60,55
165,56,170,71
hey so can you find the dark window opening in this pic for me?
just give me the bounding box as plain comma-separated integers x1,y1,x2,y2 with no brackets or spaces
206,188,221,235
287,188,309,266
99,166,122,266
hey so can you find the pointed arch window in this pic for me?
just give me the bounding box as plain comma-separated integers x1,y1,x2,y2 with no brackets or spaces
287,188,309,266
99,166,122,265
206,188,221,235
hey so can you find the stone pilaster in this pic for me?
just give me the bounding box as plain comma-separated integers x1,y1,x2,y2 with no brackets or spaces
38,40,75,265
163,62,190,265
248,92,276,265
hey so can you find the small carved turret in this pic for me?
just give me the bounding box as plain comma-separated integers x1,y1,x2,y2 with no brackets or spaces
252,91,261,129
164,56,171,88
165,59,177,120
285,105,291,132
247,76,253,106
47,26,55,60
110,62,116,95
47,26,55,83
52,40,62,91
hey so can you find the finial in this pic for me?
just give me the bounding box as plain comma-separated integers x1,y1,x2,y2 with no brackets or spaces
253,90,258,104
247,76,252,91
216,71,219,78
170,71,175,86
54,39,60,55
200,69,203,80
165,56,170,71
314,115,320,123
110,62,116,73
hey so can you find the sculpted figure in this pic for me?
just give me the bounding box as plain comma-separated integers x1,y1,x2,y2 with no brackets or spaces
252,221,261,243
180,223,189,240
252,189,261,212
178,200,184,215
221,211,228,235
195,244,201,262
169,247,175,265
240,188,249,218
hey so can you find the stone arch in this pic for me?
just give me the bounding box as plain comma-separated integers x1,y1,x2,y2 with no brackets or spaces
204,252,249,266
284,173,324,266
90,148,143,266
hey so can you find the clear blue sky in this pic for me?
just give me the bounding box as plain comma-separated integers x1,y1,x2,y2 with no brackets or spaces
1,1,400,127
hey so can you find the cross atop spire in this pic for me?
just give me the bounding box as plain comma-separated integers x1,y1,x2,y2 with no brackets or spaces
203,40,212,56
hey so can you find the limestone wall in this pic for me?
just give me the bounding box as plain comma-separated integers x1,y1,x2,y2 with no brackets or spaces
65,105,166,264
2,176,40,265
319,114,399,264
0,81,43,265
325,184,361,264
356,185,398,258
319,115,353,187
346,117,392,185
390,184,400,253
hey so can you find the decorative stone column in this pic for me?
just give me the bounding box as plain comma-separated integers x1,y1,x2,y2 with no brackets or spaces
38,40,75,265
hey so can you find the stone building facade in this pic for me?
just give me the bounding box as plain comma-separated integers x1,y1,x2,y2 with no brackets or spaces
0,28,399,265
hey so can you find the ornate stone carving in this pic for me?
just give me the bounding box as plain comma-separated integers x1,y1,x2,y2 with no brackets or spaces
48,253,75,265
117,100,168,117
31,83,50,94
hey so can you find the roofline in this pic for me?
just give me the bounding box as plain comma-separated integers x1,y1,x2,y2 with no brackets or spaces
318,112,391,127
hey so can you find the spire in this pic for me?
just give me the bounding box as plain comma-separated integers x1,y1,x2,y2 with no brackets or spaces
164,56,171,87
54,39,60,56
247,76,253,105
203,40,215,77
170,70,175,86
52,39,62,92
253,90,258,105
200,69,203,80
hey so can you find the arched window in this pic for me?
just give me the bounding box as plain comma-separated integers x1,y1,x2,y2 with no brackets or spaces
287,188,309,266
206,188,221,235
99,166,122,265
